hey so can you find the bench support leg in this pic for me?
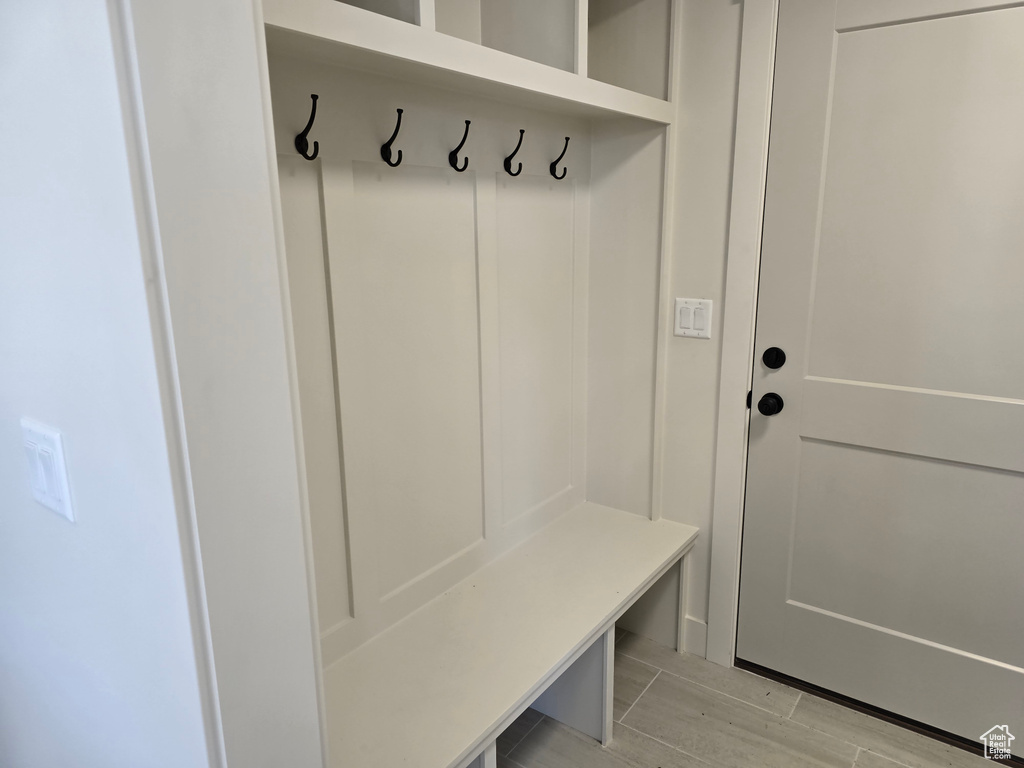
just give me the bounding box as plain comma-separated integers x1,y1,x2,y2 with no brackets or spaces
465,741,496,768
483,741,497,768
677,555,688,654
532,626,615,746
601,624,614,745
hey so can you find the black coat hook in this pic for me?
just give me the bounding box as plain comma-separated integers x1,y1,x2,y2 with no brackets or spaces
448,120,471,172
294,94,320,161
503,129,525,177
381,108,404,167
550,136,570,180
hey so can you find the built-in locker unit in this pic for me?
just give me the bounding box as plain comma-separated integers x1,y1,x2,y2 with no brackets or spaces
262,1,692,764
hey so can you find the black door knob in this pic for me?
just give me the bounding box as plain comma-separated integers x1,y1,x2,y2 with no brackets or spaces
757,393,784,416
762,347,786,369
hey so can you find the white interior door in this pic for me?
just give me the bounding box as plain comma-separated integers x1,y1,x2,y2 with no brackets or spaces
737,0,1024,743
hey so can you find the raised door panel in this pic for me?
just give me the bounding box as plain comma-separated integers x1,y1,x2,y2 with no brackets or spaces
789,438,1024,667
808,8,1024,399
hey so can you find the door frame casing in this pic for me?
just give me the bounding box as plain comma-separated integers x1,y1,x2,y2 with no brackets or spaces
705,0,779,667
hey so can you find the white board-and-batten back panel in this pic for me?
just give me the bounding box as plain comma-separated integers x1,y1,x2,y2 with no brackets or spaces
278,156,353,637
336,163,483,604
270,55,590,666
496,176,578,526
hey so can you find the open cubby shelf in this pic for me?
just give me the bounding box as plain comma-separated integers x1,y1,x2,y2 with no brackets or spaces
263,0,676,124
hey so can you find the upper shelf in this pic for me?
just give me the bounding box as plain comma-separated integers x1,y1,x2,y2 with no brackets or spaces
262,0,675,125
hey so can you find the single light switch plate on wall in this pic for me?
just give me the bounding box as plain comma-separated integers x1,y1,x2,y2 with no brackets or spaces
21,418,75,522
674,298,713,339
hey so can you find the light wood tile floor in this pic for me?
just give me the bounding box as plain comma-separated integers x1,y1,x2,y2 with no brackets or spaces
497,630,991,768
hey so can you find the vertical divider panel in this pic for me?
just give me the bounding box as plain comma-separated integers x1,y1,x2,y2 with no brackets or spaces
601,624,615,745
676,556,689,653
575,0,589,77
463,742,497,768
418,0,437,29
531,626,614,742
475,174,504,540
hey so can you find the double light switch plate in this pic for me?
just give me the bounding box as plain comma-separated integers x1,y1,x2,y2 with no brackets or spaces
674,298,713,339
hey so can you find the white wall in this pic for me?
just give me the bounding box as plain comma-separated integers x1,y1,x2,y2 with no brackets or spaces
658,0,743,656
0,2,211,766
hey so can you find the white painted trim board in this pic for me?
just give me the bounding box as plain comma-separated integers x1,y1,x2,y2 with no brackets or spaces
706,0,779,667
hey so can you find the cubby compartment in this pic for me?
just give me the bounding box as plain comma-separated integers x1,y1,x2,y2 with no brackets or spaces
588,0,672,99
436,0,577,72
337,0,419,25
434,0,483,44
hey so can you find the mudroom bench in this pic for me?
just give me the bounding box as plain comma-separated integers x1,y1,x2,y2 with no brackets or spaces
322,503,699,768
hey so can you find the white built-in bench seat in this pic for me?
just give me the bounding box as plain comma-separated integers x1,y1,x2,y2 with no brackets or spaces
323,503,699,768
